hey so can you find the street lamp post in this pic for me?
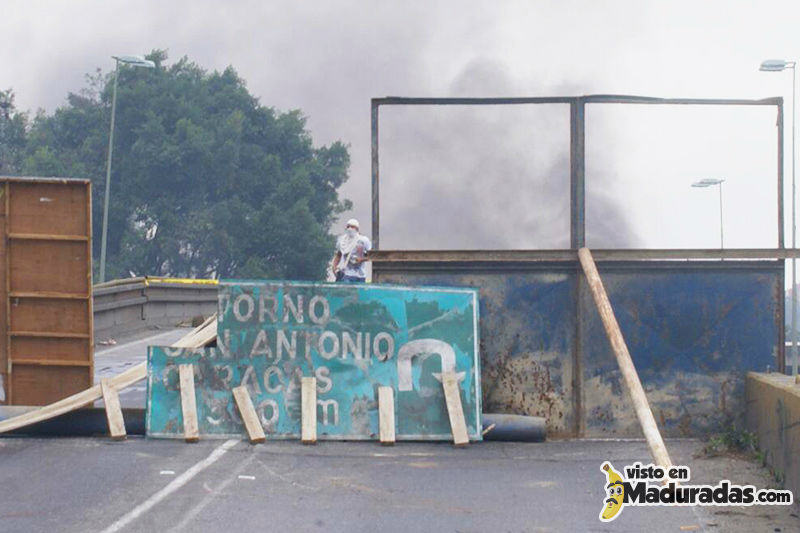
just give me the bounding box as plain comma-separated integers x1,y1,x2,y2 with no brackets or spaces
691,178,726,249
99,55,155,283
760,58,797,376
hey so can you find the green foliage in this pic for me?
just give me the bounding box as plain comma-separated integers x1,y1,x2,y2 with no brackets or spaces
2,50,350,280
702,422,759,457
0,89,29,175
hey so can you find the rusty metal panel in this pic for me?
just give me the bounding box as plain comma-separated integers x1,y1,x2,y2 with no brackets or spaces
146,281,482,440
582,262,782,437
373,257,782,438
373,264,578,437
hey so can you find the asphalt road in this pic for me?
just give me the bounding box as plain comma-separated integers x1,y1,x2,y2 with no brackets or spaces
0,330,796,532
94,328,191,407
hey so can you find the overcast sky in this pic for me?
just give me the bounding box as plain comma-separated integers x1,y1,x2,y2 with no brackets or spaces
3,0,800,251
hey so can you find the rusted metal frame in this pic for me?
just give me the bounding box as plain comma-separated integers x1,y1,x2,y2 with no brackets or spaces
371,100,380,249
778,100,785,248
372,261,782,276
372,96,575,106
778,264,787,373
370,248,800,262
371,95,782,253
583,95,783,106
570,98,586,248
570,99,587,435
372,95,782,106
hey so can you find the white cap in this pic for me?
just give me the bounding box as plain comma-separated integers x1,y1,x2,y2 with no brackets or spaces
346,218,359,229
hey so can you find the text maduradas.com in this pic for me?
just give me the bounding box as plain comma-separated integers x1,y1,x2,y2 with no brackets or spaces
621,463,793,506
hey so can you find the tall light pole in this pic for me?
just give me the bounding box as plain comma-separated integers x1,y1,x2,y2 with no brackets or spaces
691,178,726,249
760,58,797,376
99,55,155,283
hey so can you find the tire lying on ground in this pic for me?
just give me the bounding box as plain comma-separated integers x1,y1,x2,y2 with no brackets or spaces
481,413,547,442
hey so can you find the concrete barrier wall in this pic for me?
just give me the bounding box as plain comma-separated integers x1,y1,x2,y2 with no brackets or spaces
745,372,800,497
93,279,217,341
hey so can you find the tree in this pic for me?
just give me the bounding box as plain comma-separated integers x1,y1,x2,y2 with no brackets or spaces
15,50,350,280
0,89,29,175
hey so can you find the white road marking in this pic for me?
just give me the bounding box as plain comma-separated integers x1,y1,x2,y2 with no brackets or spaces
101,439,238,533
237,475,255,480
169,454,257,532
159,470,175,476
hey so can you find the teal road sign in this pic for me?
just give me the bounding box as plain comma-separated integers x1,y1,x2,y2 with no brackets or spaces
146,281,481,440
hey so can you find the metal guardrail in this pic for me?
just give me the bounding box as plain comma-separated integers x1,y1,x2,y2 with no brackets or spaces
92,277,218,341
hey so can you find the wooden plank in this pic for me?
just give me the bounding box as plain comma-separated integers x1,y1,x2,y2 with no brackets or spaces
9,240,88,294
8,233,88,241
179,364,199,442
232,386,266,444
378,386,395,445
5,182,11,402
11,365,90,406
0,323,209,433
7,182,88,236
9,299,89,334
11,337,88,363
578,247,673,470
101,378,126,440
172,317,217,348
84,181,94,387
442,372,469,446
301,377,316,444
9,331,90,339
9,291,89,299
0,183,7,402
12,359,90,367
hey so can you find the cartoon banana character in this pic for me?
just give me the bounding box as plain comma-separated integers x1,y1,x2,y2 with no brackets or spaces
600,461,625,521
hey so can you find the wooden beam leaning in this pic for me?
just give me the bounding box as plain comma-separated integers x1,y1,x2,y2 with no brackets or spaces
301,377,317,444
232,386,266,444
179,364,200,442
0,317,217,434
100,378,126,440
578,247,672,469
378,386,395,445
442,372,469,446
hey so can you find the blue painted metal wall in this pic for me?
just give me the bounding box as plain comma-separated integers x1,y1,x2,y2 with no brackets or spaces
373,260,782,437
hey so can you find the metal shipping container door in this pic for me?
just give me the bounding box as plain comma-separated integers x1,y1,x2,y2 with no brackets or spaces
0,177,94,405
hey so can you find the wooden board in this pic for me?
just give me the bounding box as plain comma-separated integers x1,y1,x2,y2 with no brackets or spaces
9,240,88,294
301,377,317,444
179,364,199,442
0,324,211,434
171,316,217,348
0,178,93,405
11,365,90,406
9,298,89,334
442,372,469,446
101,378,126,440
232,386,266,444
378,386,395,445
11,337,89,364
578,247,673,469
7,182,88,237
